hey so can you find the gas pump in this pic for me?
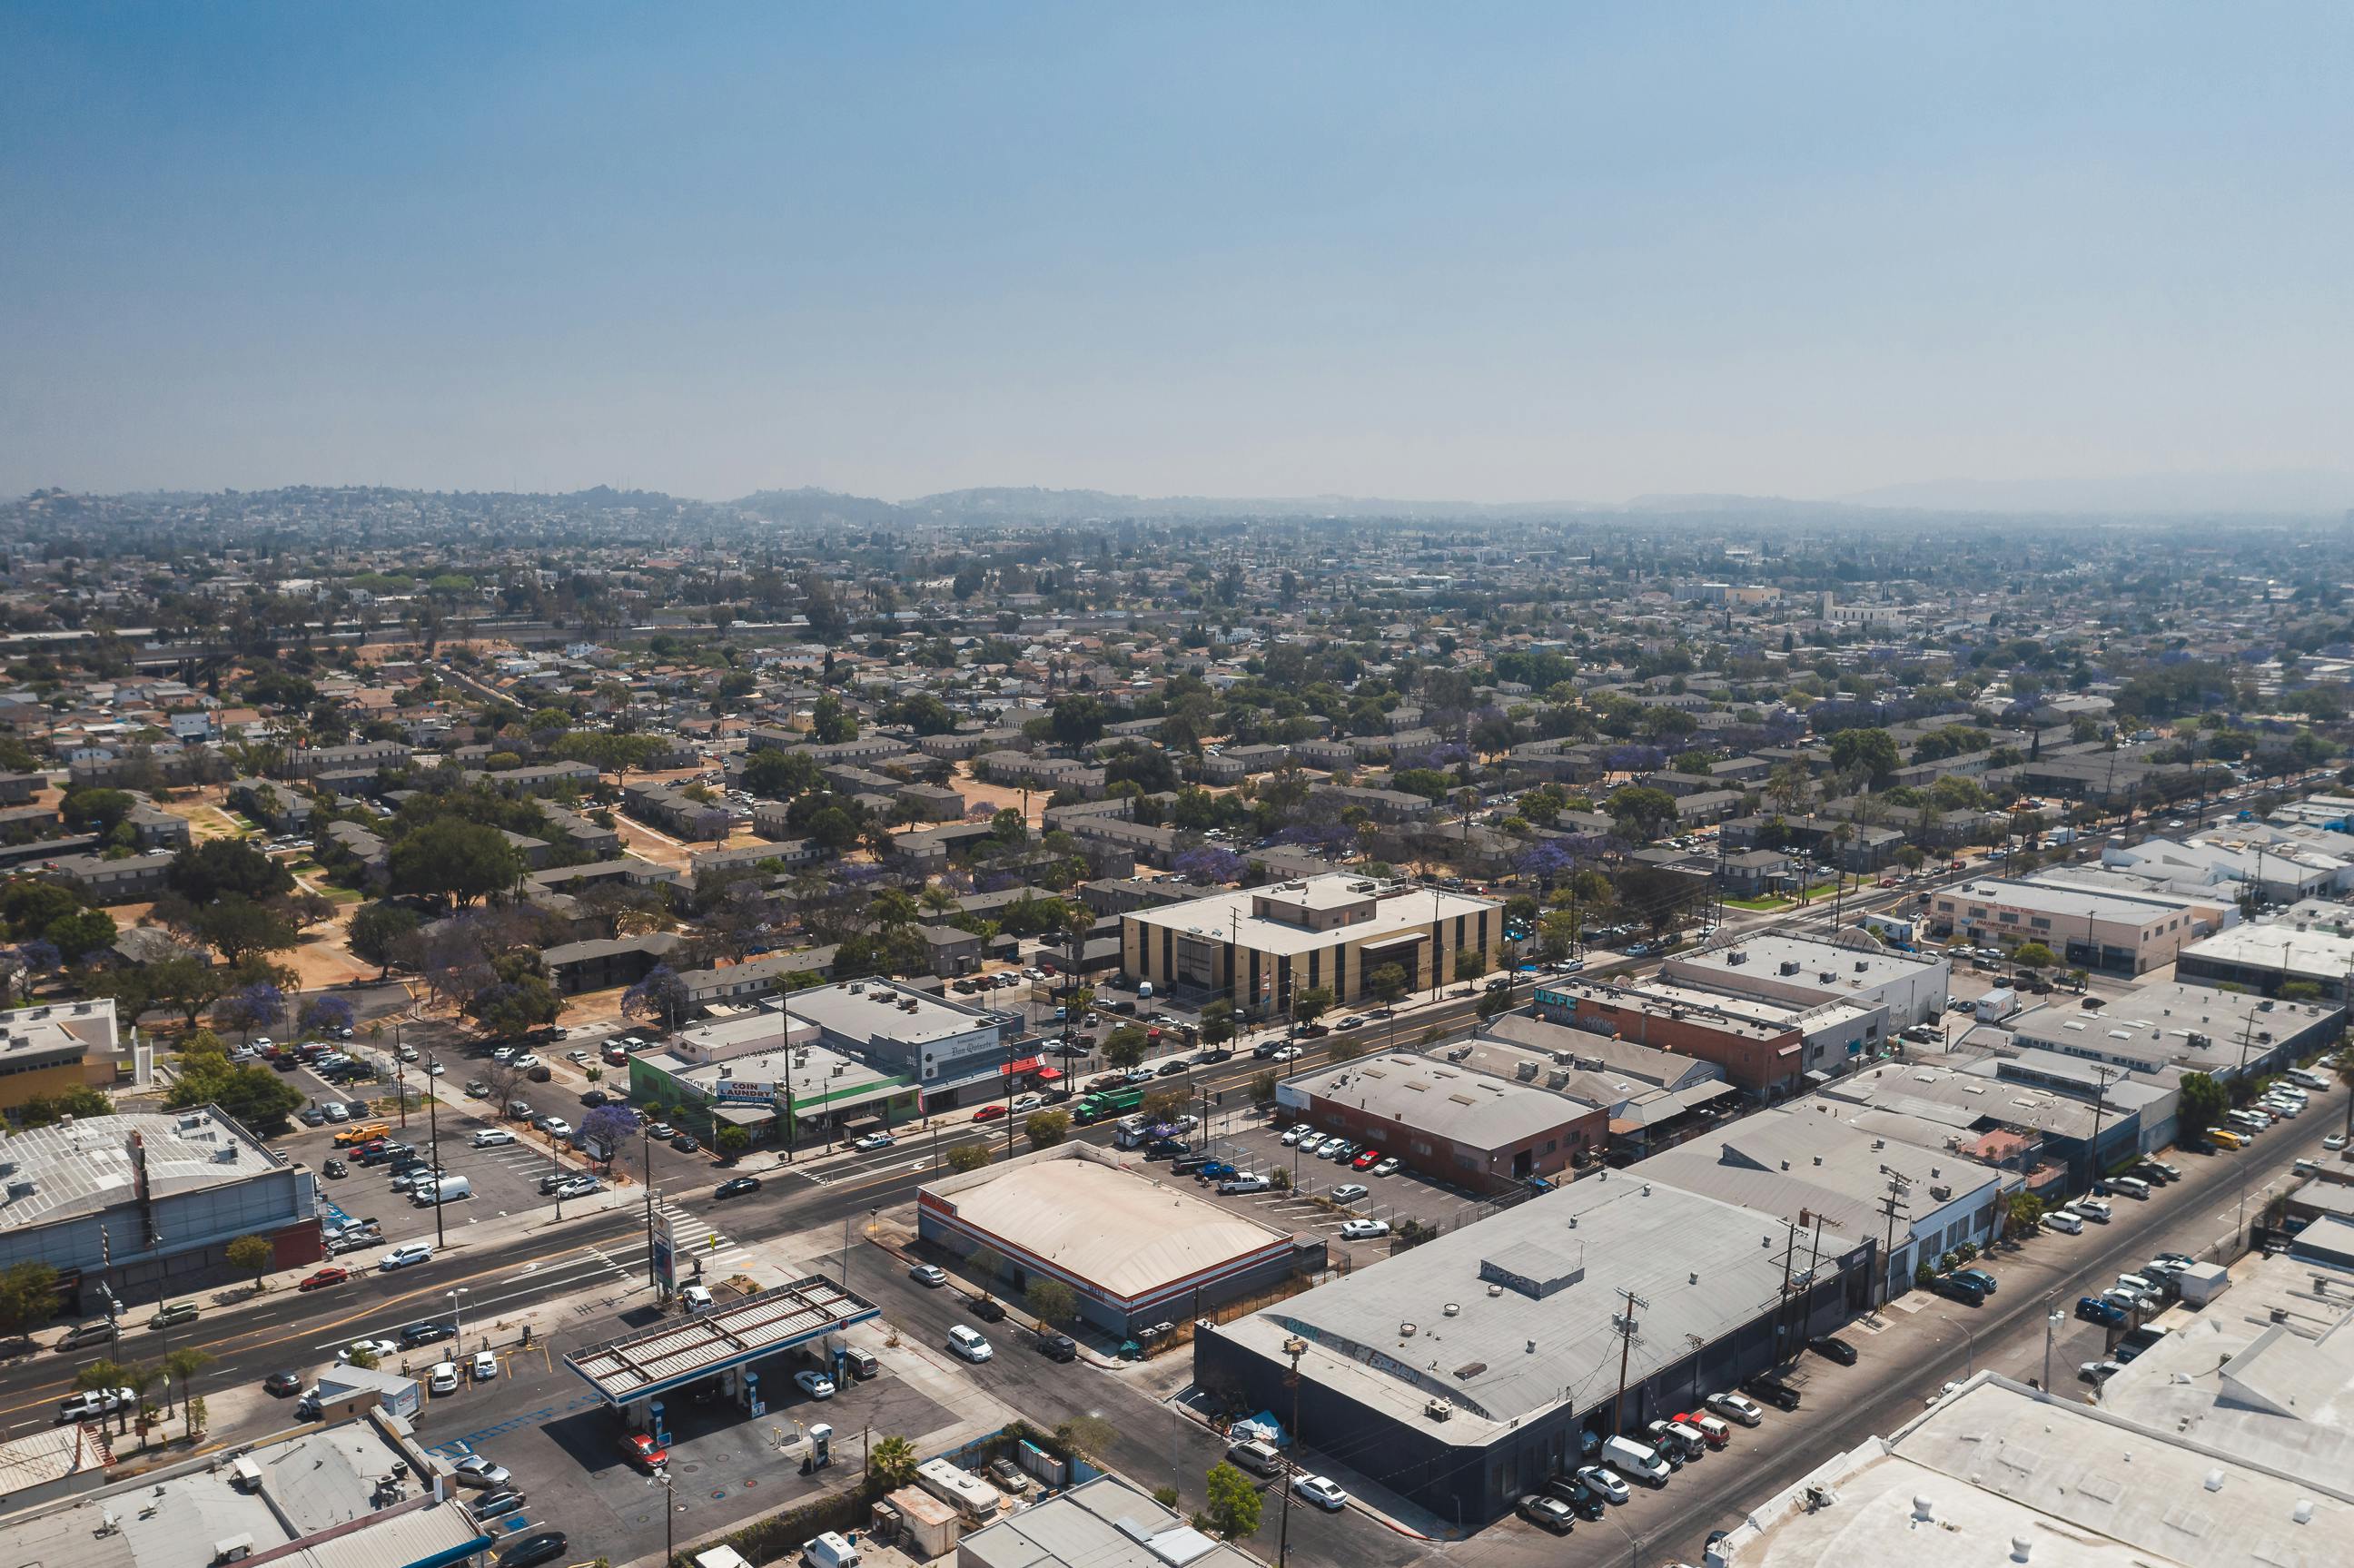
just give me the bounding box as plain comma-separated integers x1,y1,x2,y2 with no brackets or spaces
743,1372,765,1419
803,1422,833,1474
649,1400,668,1447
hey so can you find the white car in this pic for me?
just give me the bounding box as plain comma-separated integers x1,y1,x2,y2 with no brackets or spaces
2328,1133,2349,1152
538,1117,572,1139
510,1053,539,1070
1371,1157,1400,1177
1339,1218,1390,1240
680,1284,716,1312
470,1350,499,1382
1281,1127,1310,1147
1292,1474,1348,1511
947,1325,993,1363
1576,1464,1629,1504
428,1361,460,1394
794,1368,836,1398
380,1242,433,1271
425,1060,444,1076
556,1176,600,1199
1010,1093,1043,1113
1706,1391,1765,1427
473,1129,516,1148
1330,1183,1369,1202
338,1337,398,1364
451,1455,509,1487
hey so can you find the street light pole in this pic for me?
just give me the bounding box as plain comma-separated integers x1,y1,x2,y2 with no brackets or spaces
450,1287,468,1350
2042,1299,2062,1392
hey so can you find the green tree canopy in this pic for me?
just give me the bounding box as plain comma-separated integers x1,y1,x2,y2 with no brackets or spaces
169,839,295,905
388,817,525,906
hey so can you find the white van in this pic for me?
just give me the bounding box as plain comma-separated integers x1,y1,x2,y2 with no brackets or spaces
1225,1438,1283,1477
2045,1209,2084,1234
946,1325,993,1363
1600,1435,1671,1487
804,1531,862,1568
2105,1176,2151,1200
411,1174,472,1206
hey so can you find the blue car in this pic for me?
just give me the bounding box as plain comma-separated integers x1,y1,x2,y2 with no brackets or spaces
1198,1161,1237,1179
2076,1295,2127,1326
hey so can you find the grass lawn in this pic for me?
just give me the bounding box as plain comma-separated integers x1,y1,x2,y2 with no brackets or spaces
1724,895,1790,911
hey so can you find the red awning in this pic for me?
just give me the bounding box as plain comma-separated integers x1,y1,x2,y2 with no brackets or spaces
1000,1056,1042,1076
1036,1066,1064,1081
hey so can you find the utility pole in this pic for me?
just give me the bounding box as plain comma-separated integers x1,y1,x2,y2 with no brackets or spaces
1610,1287,1649,1435
426,1058,444,1247
1775,1219,1797,1357
1276,1336,1306,1568
2086,1064,2121,1188
1876,1170,1912,1307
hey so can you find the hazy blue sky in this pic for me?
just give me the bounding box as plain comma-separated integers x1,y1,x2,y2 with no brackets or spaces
5,4,2349,504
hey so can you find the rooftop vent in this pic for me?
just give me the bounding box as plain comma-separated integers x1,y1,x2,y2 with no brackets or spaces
2011,1538,2033,1563
1442,1302,1459,1317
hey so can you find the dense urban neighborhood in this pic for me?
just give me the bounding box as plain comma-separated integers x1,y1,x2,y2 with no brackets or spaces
0,491,2349,1568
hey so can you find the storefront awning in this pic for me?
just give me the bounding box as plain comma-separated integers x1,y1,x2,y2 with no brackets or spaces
713,1102,776,1127
1001,1056,1042,1076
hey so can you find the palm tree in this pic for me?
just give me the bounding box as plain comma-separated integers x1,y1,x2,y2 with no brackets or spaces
122,1362,163,1436
163,1347,215,1420
870,1434,919,1488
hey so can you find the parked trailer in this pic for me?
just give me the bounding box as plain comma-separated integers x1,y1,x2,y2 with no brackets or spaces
915,1457,1002,1523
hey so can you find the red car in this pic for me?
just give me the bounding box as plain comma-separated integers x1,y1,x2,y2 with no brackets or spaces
297,1267,349,1292
619,1432,669,1470
1351,1148,1384,1170
1676,1412,1728,1449
971,1104,1006,1122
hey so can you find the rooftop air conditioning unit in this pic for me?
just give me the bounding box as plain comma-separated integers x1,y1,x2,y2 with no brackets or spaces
1779,961,1802,976
1424,1398,1452,1422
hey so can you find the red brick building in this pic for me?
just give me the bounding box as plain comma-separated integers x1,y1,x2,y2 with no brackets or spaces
1535,979,1804,1098
1272,1053,1609,1193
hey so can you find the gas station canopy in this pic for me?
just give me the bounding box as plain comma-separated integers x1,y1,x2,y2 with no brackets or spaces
563,1276,878,1405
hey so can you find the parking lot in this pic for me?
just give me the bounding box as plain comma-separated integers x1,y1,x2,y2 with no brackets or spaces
1132,1111,1516,1263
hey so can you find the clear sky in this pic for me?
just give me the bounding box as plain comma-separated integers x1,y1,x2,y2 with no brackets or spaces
4,3,2349,505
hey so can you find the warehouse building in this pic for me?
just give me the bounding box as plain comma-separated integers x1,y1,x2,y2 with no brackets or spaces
1721,1371,2354,1568
1533,976,1884,1097
1192,1173,1872,1527
2177,909,2354,1001
918,1145,1323,1337
1274,1052,1609,1192
1663,932,1952,1030
0,1107,321,1314
1924,875,2228,974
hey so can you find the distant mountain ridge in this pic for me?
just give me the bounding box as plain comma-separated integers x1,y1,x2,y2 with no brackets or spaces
1834,469,2354,516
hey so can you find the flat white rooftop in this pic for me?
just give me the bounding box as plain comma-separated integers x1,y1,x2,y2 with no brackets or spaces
1126,875,1497,958
921,1149,1296,1303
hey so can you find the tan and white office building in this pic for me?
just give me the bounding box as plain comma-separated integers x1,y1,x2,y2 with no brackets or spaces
1120,873,1502,1019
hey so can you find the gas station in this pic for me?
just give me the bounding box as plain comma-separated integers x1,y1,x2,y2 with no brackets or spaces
561,1276,880,1459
